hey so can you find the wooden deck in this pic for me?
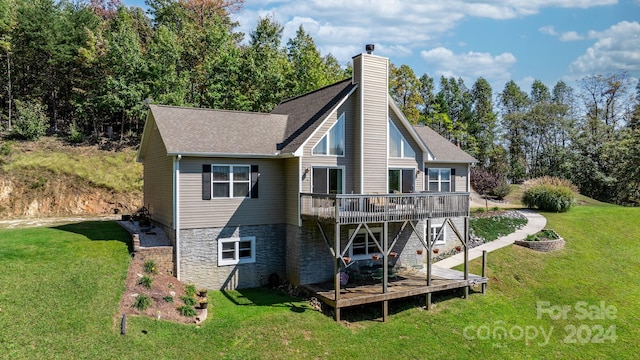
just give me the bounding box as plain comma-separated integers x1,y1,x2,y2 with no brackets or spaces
302,266,487,309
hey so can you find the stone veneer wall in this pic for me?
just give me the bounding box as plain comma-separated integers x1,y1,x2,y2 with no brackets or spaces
291,217,469,285
179,224,286,290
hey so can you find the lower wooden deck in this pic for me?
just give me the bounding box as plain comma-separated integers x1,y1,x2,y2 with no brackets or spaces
302,266,487,309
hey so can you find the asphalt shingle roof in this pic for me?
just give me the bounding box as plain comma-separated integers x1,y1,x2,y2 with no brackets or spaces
272,78,356,154
413,125,478,163
149,105,288,156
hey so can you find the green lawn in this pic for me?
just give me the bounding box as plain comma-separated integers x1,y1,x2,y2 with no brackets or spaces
1,205,639,359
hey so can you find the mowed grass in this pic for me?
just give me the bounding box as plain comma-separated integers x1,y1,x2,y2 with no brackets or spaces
1,205,639,358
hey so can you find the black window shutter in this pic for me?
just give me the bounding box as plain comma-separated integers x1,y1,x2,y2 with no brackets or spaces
202,164,211,200
251,165,259,198
425,168,429,191
450,168,456,192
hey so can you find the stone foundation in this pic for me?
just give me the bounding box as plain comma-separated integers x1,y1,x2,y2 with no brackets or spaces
179,224,286,290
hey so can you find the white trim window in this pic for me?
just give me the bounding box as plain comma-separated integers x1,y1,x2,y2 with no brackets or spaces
430,223,446,246
388,119,416,159
313,113,345,156
427,168,451,192
348,227,382,259
218,236,256,266
212,165,250,198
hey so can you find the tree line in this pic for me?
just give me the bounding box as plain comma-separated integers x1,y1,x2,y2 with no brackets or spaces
1,0,639,205
0,0,348,141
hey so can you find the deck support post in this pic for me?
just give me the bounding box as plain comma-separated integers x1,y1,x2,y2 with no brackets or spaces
334,223,340,321
383,300,388,322
463,216,469,299
383,221,388,294
481,250,487,294
426,218,432,309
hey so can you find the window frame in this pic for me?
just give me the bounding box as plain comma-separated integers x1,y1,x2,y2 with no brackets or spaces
348,227,383,260
218,236,256,266
424,222,446,246
388,168,415,193
211,164,251,199
311,166,345,194
388,119,416,159
427,168,451,192
312,113,345,156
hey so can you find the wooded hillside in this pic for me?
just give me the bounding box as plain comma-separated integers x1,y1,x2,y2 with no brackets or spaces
0,0,639,206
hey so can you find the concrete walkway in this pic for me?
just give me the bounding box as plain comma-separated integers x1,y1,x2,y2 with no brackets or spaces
434,209,547,269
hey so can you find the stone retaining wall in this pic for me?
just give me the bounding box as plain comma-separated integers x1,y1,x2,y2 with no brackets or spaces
135,246,175,275
515,238,565,252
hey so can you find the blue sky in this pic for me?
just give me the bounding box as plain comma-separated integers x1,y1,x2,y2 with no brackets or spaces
124,0,640,93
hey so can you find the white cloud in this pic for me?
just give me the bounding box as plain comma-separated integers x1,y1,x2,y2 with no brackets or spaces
420,47,517,87
570,21,640,75
236,0,617,65
559,31,585,41
539,26,558,36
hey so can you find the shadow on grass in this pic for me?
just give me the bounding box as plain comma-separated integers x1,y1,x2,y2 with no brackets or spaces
53,221,132,251
221,287,311,314
337,286,485,323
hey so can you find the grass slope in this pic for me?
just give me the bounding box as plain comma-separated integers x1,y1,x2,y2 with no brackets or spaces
1,205,639,358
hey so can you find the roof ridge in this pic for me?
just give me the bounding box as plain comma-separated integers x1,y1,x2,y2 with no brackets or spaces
276,78,352,105
150,104,277,117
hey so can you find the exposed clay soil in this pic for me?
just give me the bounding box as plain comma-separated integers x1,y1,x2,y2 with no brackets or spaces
118,256,207,325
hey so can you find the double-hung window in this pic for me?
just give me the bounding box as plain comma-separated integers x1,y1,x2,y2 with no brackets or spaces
349,227,382,259
427,168,451,192
431,223,446,245
218,236,256,266
212,165,250,198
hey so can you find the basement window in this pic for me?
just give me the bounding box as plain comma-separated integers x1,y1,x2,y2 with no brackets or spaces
218,236,255,266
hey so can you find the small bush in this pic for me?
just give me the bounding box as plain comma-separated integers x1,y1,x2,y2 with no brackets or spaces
177,305,196,317
474,207,486,213
12,99,49,140
137,275,153,289
163,295,174,303
522,176,578,193
132,295,152,311
522,184,575,212
490,183,512,200
185,284,197,297
0,141,11,157
180,295,196,306
68,122,84,143
525,229,560,241
143,259,158,274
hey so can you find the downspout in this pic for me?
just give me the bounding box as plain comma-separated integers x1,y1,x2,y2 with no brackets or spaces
174,154,182,280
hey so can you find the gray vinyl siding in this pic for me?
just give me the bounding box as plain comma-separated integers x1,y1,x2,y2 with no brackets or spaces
284,157,300,226
300,97,357,194
178,157,286,228
143,116,174,228
388,110,424,191
424,162,469,192
360,54,389,194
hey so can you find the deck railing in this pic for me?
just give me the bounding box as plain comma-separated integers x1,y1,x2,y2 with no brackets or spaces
300,192,470,224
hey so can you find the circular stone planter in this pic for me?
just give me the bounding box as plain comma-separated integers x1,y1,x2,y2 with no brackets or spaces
515,230,565,252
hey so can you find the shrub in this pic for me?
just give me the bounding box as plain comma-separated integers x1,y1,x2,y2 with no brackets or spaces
490,183,512,200
180,295,196,306
177,305,196,317
522,184,575,212
137,275,153,289
185,284,197,297
68,122,84,143
12,99,49,140
525,229,560,241
522,176,578,193
163,295,174,303
132,295,152,311
143,259,158,274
